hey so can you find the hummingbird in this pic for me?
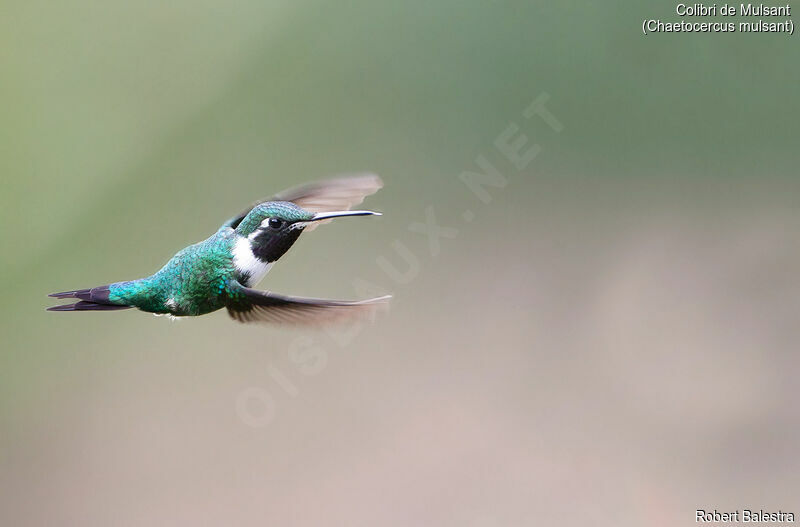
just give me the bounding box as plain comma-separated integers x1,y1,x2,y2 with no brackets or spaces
48,174,390,325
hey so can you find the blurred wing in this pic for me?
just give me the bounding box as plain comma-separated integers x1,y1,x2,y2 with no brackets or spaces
226,282,390,326
222,173,383,230
274,173,383,213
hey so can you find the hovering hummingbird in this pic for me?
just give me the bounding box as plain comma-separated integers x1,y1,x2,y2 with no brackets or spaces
48,174,390,325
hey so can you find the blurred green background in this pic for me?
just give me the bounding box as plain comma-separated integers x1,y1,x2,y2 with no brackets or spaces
2,1,799,525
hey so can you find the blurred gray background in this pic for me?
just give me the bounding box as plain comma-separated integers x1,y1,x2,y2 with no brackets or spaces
2,1,799,525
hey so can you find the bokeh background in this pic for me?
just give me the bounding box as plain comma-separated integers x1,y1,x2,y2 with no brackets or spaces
2,2,799,525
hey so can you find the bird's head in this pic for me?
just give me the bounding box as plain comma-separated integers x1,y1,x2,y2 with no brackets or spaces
234,201,381,264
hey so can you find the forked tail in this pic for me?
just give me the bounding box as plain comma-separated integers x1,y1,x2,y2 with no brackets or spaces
47,285,132,312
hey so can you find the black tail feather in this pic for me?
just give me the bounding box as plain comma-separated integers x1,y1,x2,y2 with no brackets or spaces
48,285,128,312
49,288,92,299
48,285,113,302
47,301,132,312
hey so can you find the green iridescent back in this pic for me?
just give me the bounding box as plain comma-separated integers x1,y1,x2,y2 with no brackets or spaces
108,229,240,315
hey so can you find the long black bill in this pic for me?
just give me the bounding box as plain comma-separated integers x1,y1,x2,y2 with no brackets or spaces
308,210,382,221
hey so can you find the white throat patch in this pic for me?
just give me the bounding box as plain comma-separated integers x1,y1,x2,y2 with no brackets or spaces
232,236,273,287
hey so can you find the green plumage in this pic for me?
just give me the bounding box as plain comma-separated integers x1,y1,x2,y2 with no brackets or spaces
233,202,312,235
108,228,240,316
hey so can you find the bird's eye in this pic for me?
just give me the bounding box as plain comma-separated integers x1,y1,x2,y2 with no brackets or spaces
268,217,284,230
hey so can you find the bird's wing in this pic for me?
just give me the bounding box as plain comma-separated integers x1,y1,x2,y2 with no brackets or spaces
226,281,390,325
222,173,383,230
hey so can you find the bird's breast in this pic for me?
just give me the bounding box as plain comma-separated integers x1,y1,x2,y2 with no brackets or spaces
232,236,273,287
